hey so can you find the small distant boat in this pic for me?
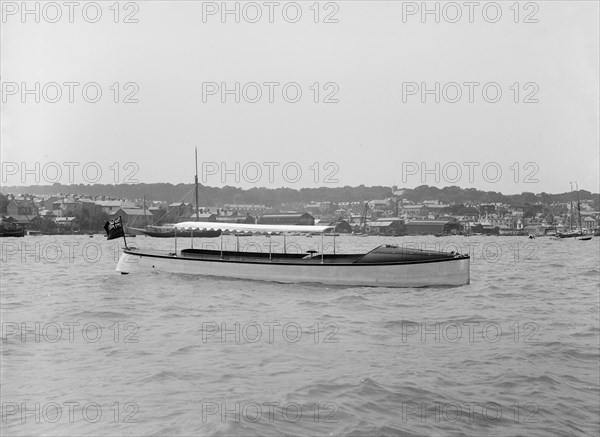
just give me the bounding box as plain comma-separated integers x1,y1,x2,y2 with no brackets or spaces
0,216,26,237
556,230,584,239
116,222,471,287
26,230,42,236
0,228,25,238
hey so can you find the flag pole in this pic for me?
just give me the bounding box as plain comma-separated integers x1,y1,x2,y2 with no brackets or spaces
195,147,200,223
121,216,129,249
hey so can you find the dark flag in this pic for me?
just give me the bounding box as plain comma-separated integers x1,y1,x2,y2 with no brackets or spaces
104,216,125,240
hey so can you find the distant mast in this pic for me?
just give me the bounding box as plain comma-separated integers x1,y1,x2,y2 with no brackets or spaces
143,195,147,229
569,182,574,231
575,181,583,232
195,147,200,222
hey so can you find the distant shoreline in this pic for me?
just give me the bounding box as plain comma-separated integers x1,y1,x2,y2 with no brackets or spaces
1,183,598,206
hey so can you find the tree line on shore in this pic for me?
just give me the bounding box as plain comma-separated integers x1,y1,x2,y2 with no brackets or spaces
1,183,598,209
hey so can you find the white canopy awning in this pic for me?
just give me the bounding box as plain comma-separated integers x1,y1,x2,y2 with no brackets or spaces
174,221,334,234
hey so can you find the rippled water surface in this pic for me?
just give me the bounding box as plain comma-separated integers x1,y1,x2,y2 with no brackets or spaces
1,234,599,436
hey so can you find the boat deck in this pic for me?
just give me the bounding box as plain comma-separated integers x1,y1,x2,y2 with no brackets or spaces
125,245,465,266
181,248,362,264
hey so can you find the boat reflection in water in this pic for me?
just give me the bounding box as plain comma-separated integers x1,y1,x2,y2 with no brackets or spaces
116,222,470,288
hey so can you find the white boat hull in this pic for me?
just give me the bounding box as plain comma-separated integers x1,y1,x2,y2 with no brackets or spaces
116,250,470,288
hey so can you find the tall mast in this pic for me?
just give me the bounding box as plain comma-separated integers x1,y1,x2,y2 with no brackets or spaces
576,181,583,231
143,195,147,229
569,182,573,231
361,202,369,233
195,147,200,222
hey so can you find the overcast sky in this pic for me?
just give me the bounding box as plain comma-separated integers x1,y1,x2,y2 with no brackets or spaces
1,1,598,194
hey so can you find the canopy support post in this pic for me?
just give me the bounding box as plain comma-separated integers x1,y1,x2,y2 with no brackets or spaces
321,232,324,264
269,235,272,261
191,229,194,249
220,233,223,259
174,227,177,256
333,233,336,255
283,234,286,254
236,235,239,252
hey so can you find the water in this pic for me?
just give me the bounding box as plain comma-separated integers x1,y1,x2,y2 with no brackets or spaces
1,234,599,436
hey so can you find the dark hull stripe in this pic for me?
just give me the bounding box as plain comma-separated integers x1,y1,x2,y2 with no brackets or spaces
123,250,469,267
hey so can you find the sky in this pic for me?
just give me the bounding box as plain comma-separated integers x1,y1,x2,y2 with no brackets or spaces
1,1,599,194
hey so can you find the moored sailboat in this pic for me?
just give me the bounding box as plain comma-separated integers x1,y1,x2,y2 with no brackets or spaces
574,182,592,241
556,182,592,241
